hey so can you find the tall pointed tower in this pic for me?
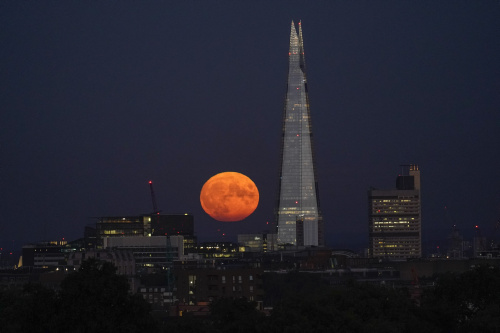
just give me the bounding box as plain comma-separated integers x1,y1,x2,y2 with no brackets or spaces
276,21,323,246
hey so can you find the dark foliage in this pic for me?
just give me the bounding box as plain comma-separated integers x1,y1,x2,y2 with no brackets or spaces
265,279,436,333
421,265,500,332
0,283,58,333
1,264,500,332
0,259,156,333
57,258,157,333
210,297,265,333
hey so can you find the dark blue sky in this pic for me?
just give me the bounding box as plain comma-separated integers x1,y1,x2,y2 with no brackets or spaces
1,1,499,253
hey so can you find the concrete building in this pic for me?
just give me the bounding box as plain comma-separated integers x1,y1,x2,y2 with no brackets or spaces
67,249,136,276
276,21,323,247
103,235,184,268
368,165,422,259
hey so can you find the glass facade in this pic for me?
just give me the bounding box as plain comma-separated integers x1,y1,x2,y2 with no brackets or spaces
276,21,323,246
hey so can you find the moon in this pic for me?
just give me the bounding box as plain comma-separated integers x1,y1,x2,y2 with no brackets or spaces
200,172,259,222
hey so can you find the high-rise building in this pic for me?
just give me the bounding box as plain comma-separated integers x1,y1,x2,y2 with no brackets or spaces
276,21,323,247
368,165,422,259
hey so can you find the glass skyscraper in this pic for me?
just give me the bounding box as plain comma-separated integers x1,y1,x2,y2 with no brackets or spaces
276,21,323,246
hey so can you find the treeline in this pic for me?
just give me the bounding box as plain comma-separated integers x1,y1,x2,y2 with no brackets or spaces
0,259,156,333
1,261,499,333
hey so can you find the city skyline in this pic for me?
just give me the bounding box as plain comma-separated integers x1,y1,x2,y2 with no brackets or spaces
1,2,500,253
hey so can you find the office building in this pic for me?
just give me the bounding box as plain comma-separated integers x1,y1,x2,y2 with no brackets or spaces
21,240,69,268
238,233,278,252
276,21,323,246
96,214,194,252
96,216,148,244
103,235,184,267
368,165,422,259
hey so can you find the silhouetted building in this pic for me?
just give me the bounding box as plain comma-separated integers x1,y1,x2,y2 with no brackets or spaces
21,240,69,268
83,225,97,249
473,225,487,258
368,165,422,259
138,286,176,309
447,225,464,258
174,264,264,305
276,21,323,246
151,214,194,236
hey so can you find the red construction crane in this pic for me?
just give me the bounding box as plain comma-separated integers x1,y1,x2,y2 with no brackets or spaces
149,180,160,215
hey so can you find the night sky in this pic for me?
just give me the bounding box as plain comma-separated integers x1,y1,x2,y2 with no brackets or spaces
2,1,499,253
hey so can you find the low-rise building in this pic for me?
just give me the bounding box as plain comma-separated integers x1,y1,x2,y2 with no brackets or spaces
174,262,264,306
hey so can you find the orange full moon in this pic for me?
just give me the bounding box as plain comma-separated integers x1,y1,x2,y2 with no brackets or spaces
200,172,259,222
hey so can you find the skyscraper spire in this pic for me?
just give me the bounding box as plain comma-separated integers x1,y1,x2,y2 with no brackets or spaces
276,21,323,247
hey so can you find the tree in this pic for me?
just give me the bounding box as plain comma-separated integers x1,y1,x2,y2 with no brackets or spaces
421,265,500,332
56,258,156,333
210,297,266,333
264,276,437,333
0,283,58,333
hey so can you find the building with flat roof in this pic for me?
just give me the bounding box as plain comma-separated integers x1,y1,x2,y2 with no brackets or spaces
368,165,422,259
103,235,184,268
238,233,278,252
96,214,194,251
21,240,69,268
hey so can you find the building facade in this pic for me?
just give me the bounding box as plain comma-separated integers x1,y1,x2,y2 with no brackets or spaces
368,165,422,259
96,214,194,253
103,235,184,268
174,265,264,305
276,21,323,247
21,240,69,268
238,233,278,252
96,216,148,244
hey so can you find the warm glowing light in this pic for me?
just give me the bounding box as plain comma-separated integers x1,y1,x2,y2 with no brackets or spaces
200,172,259,222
